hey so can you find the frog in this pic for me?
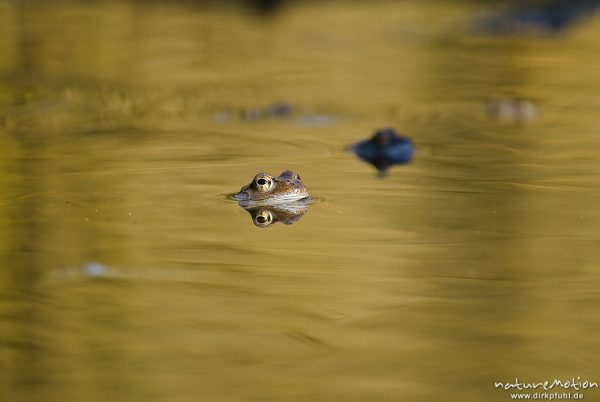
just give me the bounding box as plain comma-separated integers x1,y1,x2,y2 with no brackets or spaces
234,170,310,203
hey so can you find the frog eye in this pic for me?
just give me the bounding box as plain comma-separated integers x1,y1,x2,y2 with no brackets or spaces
254,211,273,227
254,175,274,192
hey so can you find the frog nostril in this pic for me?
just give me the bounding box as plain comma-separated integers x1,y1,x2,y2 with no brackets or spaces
234,191,250,201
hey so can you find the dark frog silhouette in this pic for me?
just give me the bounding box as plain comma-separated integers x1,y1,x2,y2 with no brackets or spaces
351,128,415,175
234,170,310,203
233,170,311,227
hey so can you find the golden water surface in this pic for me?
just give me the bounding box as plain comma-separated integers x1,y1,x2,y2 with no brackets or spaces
1,1,600,401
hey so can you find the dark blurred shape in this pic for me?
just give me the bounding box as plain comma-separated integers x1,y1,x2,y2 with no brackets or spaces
238,198,310,228
131,0,286,15
268,102,293,117
215,103,340,127
486,98,537,124
240,102,293,121
246,0,285,15
483,0,600,34
351,128,415,175
235,102,294,122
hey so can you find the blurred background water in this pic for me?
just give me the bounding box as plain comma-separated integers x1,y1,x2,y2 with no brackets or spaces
1,1,600,401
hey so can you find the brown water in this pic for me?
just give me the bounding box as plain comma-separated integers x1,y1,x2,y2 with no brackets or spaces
1,1,600,401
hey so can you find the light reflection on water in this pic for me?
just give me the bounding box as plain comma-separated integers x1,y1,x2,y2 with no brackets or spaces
1,1,600,401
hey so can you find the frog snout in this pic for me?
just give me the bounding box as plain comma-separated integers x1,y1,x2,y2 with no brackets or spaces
234,191,251,201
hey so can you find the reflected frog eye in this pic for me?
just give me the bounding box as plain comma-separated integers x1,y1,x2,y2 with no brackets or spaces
254,211,273,227
254,176,274,192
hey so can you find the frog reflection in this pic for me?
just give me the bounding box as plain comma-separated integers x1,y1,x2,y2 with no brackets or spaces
239,199,310,228
351,128,415,175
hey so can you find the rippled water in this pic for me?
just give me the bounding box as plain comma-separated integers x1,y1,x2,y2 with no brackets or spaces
1,1,600,401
